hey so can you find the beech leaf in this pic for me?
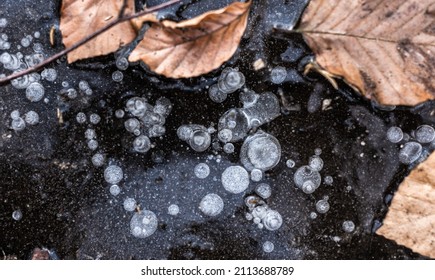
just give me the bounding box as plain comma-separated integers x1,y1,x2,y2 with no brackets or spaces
299,0,435,106
377,151,435,258
60,0,137,63
128,1,252,78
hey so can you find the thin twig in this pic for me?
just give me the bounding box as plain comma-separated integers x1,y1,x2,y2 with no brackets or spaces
0,0,182,85
118,0,129,19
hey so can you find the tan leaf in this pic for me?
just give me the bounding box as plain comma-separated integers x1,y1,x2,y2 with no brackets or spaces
299,0,435,106
377,152,435,258
128,1,252,78
60,0,137,63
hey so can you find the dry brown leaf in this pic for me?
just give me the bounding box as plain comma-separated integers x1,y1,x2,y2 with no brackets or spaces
128,1,252,78
299,0,435,106
377,152,435,258
60,0,136,63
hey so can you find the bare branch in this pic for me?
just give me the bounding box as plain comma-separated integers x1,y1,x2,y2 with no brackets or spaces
118,0,129,19
0,0,182,85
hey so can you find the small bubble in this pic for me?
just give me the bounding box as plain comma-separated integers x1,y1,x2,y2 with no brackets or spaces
148,124,166,138
85,88,93,96
316,199,330,214
123,198,137,212
91,153,105,167
85,128,96,140
194,163,210,179
62,81,69,88
342,220,355,233
0,18,8,28
11,117,26,131
208,84,227,103
255,183,271,199
262,241,274,253
76,112,87,124
21,37,31,47
154,97,172,118
133,135,151,153
32,43,43,53
78,80,89,91
24,111,39,125
308,156,324,172
263,209,283,231
310,212,317,219
218,128,233,143
199,193,224,217
104,165,123,184
115,109,125,118
34,31,41,38
126,97,149,118
112,70,123,82
67,88,77,99
386,126,403,143
250,169,263,182
87,139,98,150
12,210,22,221
415,125,435,144
124,118,140,133
286,159,295,168
218,67,245,94
26,82,45,102
115,57,129,70
10,110,20,120
188,128,211,152
398,141,422,164
324,175,333,185
314,148,322,156
168,204,180,216
109,184,121,196
41,68,57,82
89,113,101,125
223,143,235,154
270,66,287,84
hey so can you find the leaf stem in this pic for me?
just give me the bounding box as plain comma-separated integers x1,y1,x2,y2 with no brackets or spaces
0,0,182,85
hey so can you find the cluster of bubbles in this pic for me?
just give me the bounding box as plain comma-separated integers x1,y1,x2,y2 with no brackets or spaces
118,96,172,153
10,109,39,131
111,56,129,83
386,124,435,164
208,67,245,103
177,124,211,152
0,28,58,105
218,91,280,142
293,149,332,195
244,195,283,231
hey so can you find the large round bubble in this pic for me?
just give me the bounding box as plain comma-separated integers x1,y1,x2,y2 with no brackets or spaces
240,132,281,171
221,165,250,194
130,210,158,238
199,193,224,217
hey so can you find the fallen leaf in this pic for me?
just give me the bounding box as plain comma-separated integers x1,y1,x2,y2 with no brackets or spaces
60,0,137,63
298,0,435,106
377,151,435,258
129,1,252,78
